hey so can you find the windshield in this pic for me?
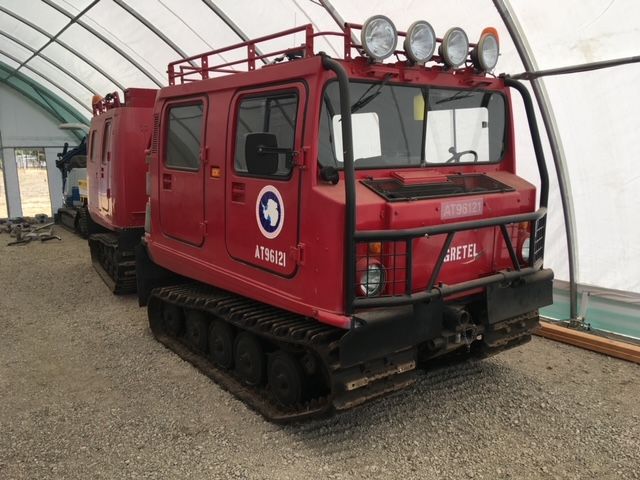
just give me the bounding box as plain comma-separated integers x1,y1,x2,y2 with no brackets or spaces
318,81,507,169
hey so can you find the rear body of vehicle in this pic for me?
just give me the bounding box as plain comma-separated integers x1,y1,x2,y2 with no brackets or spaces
87,88,156,293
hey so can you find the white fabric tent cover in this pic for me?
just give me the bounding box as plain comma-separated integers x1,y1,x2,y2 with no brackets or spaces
1,0,639,295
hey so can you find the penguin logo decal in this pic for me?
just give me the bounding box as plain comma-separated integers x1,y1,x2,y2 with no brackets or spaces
256,185,284,239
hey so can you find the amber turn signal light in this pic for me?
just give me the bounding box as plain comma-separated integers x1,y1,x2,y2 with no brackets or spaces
369,242,382,255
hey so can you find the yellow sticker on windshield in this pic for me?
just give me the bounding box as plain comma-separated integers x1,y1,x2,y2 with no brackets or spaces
414,94,426,121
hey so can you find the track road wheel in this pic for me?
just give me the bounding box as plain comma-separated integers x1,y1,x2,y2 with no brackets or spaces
209,320,234,369
163,304,184,338
269,351,303,406
185,310,209,353
234,332,265,387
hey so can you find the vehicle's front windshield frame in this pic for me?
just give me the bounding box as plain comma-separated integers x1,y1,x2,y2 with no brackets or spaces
318,79,509,170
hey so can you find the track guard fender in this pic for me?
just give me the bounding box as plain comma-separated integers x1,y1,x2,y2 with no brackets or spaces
135,242,183,306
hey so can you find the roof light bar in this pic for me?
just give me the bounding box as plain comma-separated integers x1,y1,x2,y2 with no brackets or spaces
472,27,500,72
403,20,436,65
361,15,397,62
438,27,469,69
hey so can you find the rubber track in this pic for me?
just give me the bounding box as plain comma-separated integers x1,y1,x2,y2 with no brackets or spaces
148,283,416,423
89,232,137,294
76,206,89,238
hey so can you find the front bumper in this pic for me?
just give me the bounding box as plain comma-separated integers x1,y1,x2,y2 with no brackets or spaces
339,267,553,368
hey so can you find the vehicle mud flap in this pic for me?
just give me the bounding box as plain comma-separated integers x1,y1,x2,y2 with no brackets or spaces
135,243,185,306
486,268,553,324
339,299,444,368
56,206,79,233
474,311,540,357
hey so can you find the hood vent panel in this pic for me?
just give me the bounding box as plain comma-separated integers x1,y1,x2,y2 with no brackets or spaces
362,174,514,202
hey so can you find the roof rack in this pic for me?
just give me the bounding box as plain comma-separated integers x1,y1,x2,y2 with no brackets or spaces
166,22,477,86
92,92,121,115
167,23,375,85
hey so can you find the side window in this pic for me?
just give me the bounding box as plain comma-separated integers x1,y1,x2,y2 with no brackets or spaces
88,130,97,162
101,122,111,165
234,93,298,177
165,103,204,170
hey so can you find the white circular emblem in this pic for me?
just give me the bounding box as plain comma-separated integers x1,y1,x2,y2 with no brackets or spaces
256,185,285,239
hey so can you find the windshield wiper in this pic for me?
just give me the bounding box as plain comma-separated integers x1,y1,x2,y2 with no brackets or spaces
435,91,473,104
350,74,392,113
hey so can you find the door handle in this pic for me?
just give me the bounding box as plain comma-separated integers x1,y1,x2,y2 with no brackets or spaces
162,173,172,190
231,182,245,202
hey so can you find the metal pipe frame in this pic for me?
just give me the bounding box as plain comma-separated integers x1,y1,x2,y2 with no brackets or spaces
291,0,341,57
352,208,549,309
6,0,99,82
0,5,126,91
0,49,92,113
493,0,580,322
111,0,198,69
318,0,360,47
0,30,99,96
200,0,267,64
510,55,640,80
41,0,164,87
321,54,356,315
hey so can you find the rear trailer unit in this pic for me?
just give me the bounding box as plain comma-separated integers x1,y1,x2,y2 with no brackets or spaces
137,18,553,421
87,89,157,294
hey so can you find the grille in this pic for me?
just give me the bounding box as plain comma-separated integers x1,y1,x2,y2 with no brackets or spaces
355,240,412,298
151,114,160,153
532,217,546,264
362,174,514,202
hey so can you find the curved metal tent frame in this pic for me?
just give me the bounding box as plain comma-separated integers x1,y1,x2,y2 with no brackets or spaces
0,60,87,141
492,0,579,322
0,49,92,113
39,0,163,87
0,29,99,95
0,4,127,90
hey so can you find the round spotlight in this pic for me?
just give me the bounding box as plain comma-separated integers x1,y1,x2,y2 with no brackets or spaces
403,20,436,64
439,27,469,68
361,15,398,62
358,261,386,297
472,28,500,72
519,237,531,264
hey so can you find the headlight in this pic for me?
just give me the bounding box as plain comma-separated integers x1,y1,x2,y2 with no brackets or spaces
359,262,385,297
403,20,436,64
361,15,397,62
519,237,531,264
472,28,500,71
439,27,469,68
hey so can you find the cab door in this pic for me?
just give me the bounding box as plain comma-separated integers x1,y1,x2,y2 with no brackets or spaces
98,120,112,213
225,84,306,277
158,99,206,246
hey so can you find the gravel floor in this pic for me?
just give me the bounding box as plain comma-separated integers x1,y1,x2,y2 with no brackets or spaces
1,228,639,480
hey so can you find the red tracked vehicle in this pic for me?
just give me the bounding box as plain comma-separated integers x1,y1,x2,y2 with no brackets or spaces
87,88,157,294
136,18,553,421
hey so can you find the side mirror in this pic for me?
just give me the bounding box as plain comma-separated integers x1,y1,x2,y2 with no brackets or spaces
320,166,339,185
245,133,279,176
